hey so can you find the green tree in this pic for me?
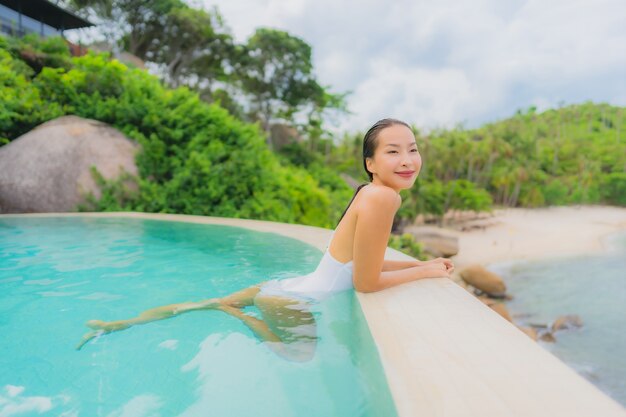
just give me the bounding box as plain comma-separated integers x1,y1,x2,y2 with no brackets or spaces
236,28,346,147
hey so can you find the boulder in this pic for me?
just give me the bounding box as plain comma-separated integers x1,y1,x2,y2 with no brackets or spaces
340,173,364,191
404,225,459,257
88,41,146,69
476,295,513,321
539,331,556,343
0,115,139,213
551,315,583,332
488,302,513,322
269,123,302,150
516,326,538,341
459,264,507,297
476,295,497,307
449,271,468,289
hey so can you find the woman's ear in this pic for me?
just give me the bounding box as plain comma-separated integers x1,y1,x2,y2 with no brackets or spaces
365,157,375,175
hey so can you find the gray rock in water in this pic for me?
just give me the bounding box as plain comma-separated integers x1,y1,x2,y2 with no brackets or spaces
551,314,584,332
0,115,139,213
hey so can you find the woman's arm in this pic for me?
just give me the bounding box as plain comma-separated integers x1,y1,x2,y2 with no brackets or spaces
352,187,401,292
382,258,421,271
382,257,454,272
352,187,452,293
370,264,449,292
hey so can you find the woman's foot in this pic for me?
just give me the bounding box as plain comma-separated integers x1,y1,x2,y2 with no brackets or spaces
76,329,104,350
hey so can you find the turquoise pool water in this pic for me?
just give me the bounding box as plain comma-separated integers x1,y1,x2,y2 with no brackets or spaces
489,231,626,407
0,217,398,417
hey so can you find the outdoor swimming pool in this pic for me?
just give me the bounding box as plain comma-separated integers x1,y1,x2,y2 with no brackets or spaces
0,216,398,417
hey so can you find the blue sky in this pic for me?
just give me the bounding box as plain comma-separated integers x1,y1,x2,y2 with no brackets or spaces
199,0,626,133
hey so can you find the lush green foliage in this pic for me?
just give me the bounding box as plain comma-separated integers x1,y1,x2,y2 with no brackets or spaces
2,32,624,235
329,103,626,225
388,233,426,260
420,103,626,208
1,37,350,227
0,36,70,144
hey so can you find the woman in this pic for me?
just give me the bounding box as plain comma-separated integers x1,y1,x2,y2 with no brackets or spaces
77,118,454,360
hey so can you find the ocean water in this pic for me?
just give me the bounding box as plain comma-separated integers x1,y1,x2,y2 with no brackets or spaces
489,230,626,407
0,217,398,417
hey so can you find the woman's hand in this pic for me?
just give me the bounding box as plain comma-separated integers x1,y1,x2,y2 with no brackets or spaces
423,257,454,274
419,262,451,279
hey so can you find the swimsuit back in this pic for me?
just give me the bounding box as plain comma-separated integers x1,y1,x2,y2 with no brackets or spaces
258,230,353,301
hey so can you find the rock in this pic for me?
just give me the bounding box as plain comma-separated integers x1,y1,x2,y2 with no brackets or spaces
116,51,146,69
269,123,302,150
0,115,139,213
88,41,146,69
472,287,509,300
488,301,513,322
404,225,459,257
517,326,538,341
476,295,497,306
551,315,583,332
340,173,364,191
475,295,512,321
450,272,469,289
539,331,556,343
459,264,507,297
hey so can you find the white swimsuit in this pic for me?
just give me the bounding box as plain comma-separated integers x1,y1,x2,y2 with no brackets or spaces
258,231,353,302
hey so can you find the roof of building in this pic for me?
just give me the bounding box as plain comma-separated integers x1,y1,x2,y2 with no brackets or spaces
0,0,94,30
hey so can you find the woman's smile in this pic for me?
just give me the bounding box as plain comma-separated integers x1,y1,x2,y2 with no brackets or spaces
395,170,415,178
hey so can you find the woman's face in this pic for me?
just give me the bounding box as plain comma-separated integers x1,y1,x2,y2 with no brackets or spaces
366,124,422,193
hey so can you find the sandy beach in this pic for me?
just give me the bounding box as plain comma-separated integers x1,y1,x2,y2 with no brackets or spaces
450,205,626,269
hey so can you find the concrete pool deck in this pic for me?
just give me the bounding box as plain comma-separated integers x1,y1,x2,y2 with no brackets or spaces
3,212,625,417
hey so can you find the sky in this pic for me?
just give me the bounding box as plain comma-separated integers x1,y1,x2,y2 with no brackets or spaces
195,0,626,134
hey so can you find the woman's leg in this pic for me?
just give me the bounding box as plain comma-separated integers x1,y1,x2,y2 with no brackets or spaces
215,304,282,343
76,283,266,350
218,282,264,308
76,281,317,362
252,294,317,362
76,298,224,350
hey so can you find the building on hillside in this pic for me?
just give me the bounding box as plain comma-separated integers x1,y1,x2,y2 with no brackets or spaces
0,0,93,38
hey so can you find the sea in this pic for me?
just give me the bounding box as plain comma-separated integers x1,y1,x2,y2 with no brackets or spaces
488,230,626,408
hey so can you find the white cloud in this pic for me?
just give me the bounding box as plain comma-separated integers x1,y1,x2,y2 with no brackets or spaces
347,63,477,130
198,0,626,131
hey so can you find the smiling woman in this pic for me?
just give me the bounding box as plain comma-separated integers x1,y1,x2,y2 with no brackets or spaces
0,118,457,417
75,118,454,354
363,121,422,191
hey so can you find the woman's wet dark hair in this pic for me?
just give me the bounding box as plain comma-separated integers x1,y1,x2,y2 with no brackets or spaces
335,118,411,229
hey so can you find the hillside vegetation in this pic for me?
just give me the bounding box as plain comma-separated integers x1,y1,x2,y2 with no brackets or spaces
0,35,352,228
327,102,626,223
1,34,624,235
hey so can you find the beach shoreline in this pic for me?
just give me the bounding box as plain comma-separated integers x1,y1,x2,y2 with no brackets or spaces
448,205,626,270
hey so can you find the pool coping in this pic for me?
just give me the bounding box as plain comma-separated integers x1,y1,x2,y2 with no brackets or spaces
3,212,625,417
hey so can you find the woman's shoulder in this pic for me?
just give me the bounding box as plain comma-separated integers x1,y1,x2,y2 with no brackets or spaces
357,184,401,210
